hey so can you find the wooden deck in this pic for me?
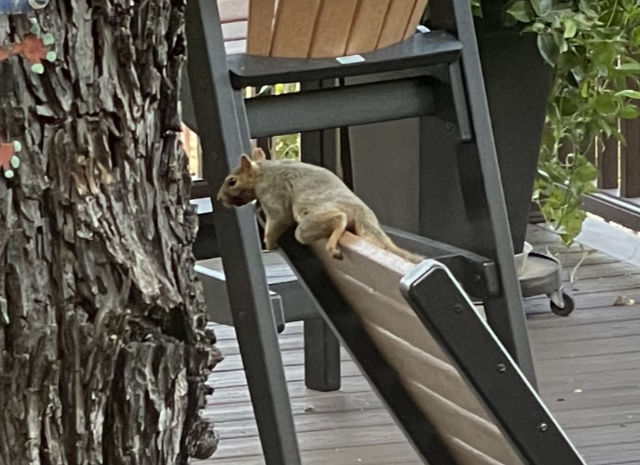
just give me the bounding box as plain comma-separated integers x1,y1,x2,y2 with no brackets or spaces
196,224,640,465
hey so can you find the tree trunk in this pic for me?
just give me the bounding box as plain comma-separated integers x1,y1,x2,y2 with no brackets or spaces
0,1,221,464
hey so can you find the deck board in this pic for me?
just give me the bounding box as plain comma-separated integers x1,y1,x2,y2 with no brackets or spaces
195,223,640,464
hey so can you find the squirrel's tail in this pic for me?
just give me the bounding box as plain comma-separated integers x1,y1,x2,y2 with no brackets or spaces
354,211,424,264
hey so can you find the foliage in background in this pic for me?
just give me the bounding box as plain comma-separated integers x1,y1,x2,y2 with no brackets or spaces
271,83,301,160
495,0,640,245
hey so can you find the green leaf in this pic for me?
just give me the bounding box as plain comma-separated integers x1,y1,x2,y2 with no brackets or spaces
617,61,640,72
529,0,553,16
471,0,482,18
572,162,598,183
620,104,640,119
595,93,618,115
563,19,578,38
537,33,560,66
632,26,640,47
506,1,533,23
616,90,640,99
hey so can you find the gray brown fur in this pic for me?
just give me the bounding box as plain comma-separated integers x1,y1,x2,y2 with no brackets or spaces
217,149,424,262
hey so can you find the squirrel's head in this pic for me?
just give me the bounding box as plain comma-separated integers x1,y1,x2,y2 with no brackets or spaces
216,148,266,207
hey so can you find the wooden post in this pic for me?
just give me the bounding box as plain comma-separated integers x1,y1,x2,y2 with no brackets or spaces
598,136,619,189
621,116,640,198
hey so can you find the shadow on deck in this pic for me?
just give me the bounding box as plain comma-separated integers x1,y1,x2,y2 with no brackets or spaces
196,224,640,465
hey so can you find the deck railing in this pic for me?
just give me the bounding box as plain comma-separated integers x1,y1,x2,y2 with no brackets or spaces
578,118,640,231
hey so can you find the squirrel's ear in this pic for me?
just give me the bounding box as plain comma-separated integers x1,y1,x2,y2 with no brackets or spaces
252,147,267,162
240,154,254,171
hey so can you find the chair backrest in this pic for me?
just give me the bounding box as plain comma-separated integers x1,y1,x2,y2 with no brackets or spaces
219,0,429,57
280,231,586,465
307,233,525,464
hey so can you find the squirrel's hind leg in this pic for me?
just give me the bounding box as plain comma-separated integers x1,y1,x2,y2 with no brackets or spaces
295,210,348,259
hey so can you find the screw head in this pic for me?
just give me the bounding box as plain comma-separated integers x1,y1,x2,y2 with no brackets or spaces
453,303,463,313
539,422,548,432
497,363,506,373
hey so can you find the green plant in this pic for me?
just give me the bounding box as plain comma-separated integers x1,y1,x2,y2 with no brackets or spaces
271,83,301,160
478,0,640,245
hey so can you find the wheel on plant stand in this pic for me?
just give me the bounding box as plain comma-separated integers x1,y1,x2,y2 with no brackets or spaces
550,293,575,317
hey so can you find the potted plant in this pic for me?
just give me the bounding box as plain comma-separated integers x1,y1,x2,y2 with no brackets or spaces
478,0,640,245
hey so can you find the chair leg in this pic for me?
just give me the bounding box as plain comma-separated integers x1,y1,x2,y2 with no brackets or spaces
304,318,341,391
417,79,537,386
217,209,302,464
185,1,301,463
450,0,537,386
300,81,342,392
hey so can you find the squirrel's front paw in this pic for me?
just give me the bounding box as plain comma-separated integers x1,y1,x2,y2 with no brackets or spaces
264,237,278,250
327,244,343,260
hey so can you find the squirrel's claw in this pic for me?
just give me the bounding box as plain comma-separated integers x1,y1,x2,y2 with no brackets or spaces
327,245,343,260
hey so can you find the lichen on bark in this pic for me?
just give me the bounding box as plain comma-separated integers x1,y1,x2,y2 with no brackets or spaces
0,1,221,464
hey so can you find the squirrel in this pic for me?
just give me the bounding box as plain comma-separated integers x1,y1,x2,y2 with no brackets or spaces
216,148,424,263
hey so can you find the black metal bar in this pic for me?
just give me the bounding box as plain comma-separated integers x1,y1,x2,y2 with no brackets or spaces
303,318,341,392
279,231,456,465
185,1,302,464
300,80,339,171
400,262,587,465
450,0,537,385
384,225,500,298
582,191,640,231
227,30,462,88
181,68,198,132
299,80,342,392
339,126,354,189
246,77,437,138
448,60,472,141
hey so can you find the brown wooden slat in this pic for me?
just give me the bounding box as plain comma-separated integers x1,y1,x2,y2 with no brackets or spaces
405,381,521,465
621,115,640,198
247,0,276,56
598,136,619,189
316,233,414,305
308,0,359,58
346,0,392,55
330,271,449,361
404,0,429,38
310,234,523,465
447,437,509,465
377,0,416,49
270,0,322,58
218,0,249,23
361,320,490,419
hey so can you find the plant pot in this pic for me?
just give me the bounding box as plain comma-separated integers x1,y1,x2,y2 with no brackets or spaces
473,15,555,252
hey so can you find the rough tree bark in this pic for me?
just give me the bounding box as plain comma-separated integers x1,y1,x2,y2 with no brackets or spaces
0,1,221,464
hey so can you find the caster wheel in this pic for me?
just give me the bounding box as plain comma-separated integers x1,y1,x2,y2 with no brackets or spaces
550,293,575,317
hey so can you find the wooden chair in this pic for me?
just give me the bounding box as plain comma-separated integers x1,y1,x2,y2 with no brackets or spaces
280,229,587,465
212,0,428,57
184,0,538,463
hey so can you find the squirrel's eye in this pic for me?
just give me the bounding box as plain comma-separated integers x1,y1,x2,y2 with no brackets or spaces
228,177,237,187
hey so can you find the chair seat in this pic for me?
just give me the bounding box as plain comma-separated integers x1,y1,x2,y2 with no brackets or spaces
227,30,462,88
196,251,319,326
